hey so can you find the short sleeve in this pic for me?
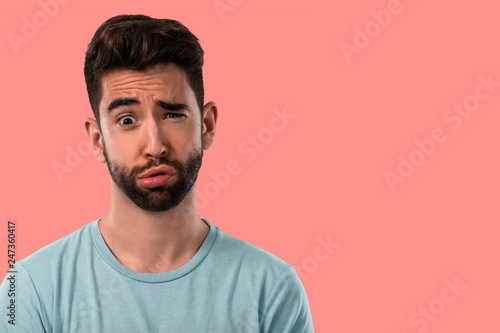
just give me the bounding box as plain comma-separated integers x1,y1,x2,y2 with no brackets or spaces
259,266,314,333
0,262,48,332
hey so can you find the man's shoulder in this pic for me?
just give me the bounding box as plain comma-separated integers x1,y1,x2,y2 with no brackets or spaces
210,225,292,275
19,220,95,273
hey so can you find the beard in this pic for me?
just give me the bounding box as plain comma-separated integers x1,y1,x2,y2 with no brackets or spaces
102,144,203,212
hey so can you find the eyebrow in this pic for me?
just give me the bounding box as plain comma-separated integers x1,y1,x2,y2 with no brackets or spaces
106,98,189,113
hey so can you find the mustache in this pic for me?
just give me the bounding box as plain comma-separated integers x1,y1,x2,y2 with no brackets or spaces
130,158,184,176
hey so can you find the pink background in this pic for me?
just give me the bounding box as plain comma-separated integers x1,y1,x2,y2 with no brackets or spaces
1,0,499,332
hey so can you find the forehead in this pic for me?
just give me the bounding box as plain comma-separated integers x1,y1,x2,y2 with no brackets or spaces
99,63,195,112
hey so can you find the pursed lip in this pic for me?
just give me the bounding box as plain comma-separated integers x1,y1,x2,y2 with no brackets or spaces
138,165,175,179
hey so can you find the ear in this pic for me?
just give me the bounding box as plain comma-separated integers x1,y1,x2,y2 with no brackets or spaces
202,101,218,150
84,117,106,163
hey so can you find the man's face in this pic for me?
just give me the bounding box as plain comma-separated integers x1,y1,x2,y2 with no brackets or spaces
97,63,204,212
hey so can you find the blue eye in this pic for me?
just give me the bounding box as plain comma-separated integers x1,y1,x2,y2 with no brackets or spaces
118,116,136,125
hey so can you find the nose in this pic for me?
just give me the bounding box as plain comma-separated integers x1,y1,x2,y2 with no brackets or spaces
143,118,167,158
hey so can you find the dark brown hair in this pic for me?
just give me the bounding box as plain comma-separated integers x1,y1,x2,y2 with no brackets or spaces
84,15,204,126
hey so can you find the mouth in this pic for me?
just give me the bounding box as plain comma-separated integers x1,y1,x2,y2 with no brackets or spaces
138,165,175,188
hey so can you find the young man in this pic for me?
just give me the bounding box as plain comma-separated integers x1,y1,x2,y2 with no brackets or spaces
0,15,314,332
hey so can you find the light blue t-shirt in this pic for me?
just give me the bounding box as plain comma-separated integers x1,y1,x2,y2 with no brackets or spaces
0,219,314,332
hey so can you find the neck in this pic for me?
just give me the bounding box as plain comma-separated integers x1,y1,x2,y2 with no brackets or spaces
99,185,209,273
